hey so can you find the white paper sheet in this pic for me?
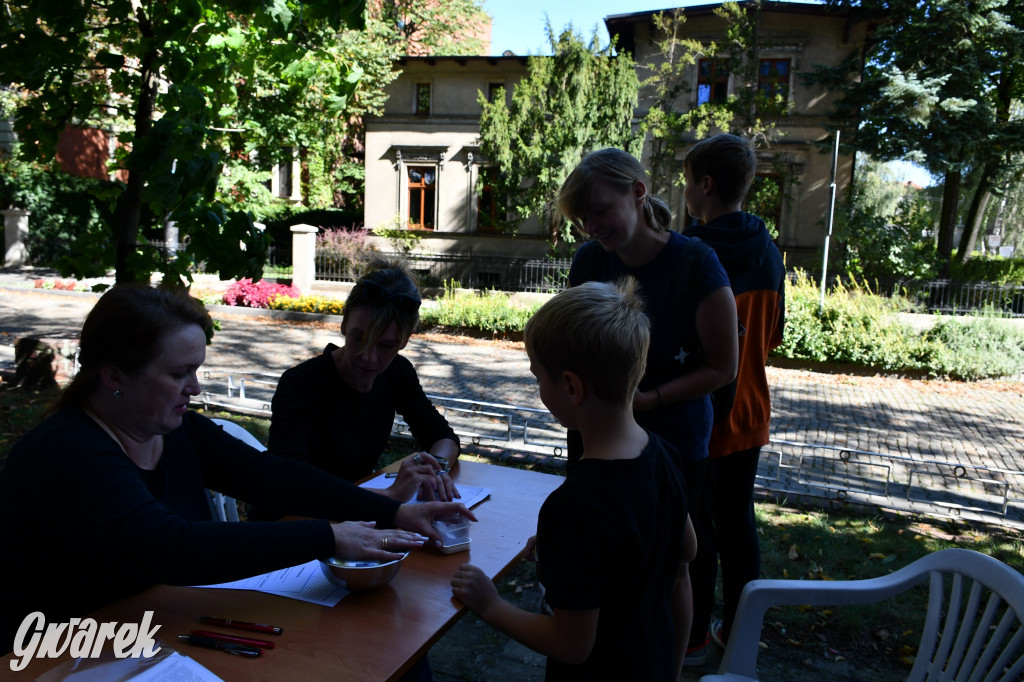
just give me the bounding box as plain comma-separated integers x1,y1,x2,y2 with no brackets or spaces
192,560,348,606
360,473,491,509
35,646,222,682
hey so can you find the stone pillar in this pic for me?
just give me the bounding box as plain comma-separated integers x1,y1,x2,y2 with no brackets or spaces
290,223,317,294
3,208,31,266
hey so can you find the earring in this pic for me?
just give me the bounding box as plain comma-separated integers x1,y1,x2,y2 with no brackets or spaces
113,390,122,399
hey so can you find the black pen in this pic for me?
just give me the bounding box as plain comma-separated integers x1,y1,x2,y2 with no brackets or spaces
178,634,263,657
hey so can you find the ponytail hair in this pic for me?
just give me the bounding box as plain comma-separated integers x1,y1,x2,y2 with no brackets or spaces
558,148,672,233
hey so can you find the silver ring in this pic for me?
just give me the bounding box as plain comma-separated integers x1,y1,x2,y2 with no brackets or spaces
412,454,422,465
382,537,389,551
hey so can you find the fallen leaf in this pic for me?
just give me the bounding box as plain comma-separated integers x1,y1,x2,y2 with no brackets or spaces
788,544,800,560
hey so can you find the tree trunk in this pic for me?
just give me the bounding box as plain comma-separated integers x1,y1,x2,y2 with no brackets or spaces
112,2,158,284
955,163,995,266
936,170,961,276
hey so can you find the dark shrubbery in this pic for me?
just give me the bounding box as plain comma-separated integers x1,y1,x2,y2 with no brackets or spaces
0,159,123,275
777,271,1024,380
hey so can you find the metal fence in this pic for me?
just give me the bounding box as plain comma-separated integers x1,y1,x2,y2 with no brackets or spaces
149,239,1024,316
894,280,1024,317
315,250,572,293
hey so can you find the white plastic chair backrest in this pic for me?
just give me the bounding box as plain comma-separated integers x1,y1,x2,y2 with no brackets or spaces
206,418,267,522
701,548,1024,682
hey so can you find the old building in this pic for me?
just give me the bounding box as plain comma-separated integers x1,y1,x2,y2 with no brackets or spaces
363,54,549,260
607,2,868,268
363,1,868,271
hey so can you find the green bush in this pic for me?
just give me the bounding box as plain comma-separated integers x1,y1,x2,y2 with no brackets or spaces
950,255,1024,285
776,271,1024,380
922,315,1024,381
777,272,926,370
0,156,122,274
420,282,540,335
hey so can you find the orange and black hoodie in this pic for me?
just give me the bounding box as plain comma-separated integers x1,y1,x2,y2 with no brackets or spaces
686,211,786,458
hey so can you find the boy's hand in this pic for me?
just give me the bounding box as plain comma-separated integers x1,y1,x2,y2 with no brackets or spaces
451,564,499,615
524,534,539,561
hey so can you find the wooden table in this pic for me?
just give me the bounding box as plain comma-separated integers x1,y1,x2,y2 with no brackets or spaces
2,460,562,681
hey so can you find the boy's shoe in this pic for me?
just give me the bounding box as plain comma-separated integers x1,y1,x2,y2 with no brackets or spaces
681,632,710,667
710,619,727,649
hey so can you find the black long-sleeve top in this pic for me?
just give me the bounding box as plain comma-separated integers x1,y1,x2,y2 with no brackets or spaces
0,407,400,654
268,344,459,482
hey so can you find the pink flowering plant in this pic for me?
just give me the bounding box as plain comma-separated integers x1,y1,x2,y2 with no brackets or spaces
223,278,300,309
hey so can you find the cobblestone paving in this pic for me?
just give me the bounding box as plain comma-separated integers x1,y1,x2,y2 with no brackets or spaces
2,283,1023,529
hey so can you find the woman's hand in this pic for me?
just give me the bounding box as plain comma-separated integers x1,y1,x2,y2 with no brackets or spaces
451,563,499,616
387,452,460,503
385,452,441,502
394,501,477,545
330,521,426,562
632,387,659,413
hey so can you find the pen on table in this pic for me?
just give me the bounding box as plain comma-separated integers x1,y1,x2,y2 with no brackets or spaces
191,629,276,649
198,616,283,635
178,634,263,657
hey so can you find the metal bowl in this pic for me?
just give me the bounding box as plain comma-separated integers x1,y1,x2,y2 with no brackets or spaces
319,553,408,591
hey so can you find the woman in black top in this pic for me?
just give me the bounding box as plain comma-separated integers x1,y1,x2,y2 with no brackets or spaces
0,284,472,655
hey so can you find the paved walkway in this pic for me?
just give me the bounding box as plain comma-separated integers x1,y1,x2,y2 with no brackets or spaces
2,270,1023,530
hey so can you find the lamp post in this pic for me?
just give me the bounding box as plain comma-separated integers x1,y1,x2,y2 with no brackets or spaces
820,130,840,312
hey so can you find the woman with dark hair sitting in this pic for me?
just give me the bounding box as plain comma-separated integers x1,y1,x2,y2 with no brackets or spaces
0,284,473,656
264,257,460,507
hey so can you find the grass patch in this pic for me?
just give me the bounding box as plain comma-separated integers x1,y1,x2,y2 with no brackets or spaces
751,499,1024,671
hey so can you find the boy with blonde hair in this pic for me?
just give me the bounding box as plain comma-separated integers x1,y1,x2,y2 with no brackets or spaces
452,279,696,680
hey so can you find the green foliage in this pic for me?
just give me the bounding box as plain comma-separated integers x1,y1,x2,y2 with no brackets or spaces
814,0,1024,268
0,153,121,275
0,0,369,285
375,0,490,56
950,255,1024,285
837,157,939,283
638,3,792,215
776,271,1024,380
923,315,1024,382
419,282,540,335
372,222,423,253
477,24,641,244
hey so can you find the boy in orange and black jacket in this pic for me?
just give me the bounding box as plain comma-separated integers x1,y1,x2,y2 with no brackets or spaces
681,133,786,664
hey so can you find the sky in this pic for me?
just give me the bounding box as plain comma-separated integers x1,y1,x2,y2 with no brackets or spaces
482,0,935,187
483,0,824,57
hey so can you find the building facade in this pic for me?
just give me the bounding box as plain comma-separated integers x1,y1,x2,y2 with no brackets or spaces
607,2,868,268
363,54,555,259
363,2,868,269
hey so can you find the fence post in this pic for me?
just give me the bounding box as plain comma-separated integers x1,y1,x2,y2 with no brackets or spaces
3,208,31,266
290,223,317,294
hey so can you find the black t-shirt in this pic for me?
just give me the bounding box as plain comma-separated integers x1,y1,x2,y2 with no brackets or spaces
537,431,688,681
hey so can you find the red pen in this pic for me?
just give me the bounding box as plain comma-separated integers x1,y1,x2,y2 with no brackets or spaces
191,629,276,649
198,616,283,635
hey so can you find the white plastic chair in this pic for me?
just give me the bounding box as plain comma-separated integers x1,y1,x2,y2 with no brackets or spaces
701,548,1024,682
205,418,267,522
